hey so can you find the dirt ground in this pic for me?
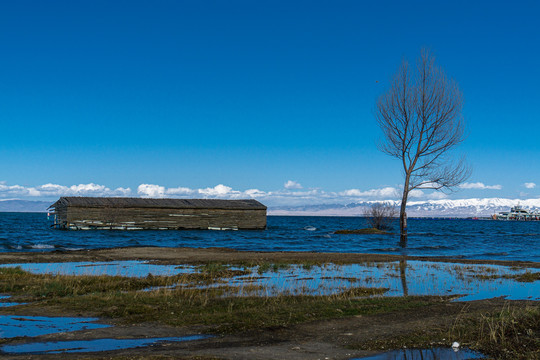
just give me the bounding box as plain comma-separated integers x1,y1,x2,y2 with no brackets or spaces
1,297,523,360
0,247,538,359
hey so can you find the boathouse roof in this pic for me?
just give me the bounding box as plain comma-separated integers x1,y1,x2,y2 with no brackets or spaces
50,197,267,210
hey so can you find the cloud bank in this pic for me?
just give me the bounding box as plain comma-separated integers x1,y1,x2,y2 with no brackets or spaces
0,183,131,198
0,178,514,207
459,182,502,190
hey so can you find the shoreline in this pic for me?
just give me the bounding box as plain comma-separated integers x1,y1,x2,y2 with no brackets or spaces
0,246,539,268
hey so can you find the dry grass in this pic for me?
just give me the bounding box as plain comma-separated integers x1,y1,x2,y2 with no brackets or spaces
0,266,437,335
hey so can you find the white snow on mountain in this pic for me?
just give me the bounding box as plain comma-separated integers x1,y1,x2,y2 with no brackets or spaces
268,198,540,217
3,197,540,217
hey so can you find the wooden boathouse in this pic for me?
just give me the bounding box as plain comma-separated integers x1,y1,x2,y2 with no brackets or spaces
49,197,267,230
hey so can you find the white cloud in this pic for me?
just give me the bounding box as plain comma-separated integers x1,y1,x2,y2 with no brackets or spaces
138,184,196,198
459,182,502,190
427,192,449,200
339,187,399,198
137,184,166,198
0,182,131,198
0,184,32,197
409,189,424,198
244,189,267,197
166,186,194,196
198,184,237,197
284,180,303,189
524,182,536,189
0,180,511,207
138,184,259,199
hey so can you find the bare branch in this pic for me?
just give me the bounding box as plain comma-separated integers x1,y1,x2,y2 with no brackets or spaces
375,49,470,244
363,203,397,230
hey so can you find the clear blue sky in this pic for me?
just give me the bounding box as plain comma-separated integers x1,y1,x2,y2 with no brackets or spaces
1,0,540,205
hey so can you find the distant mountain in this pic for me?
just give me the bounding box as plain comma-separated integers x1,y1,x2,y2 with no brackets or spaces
3,197,539,217
268,198,540,217
0,200,51,213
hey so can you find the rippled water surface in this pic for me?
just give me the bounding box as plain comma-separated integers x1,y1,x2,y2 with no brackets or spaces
1,213,539,261
2,260,537,301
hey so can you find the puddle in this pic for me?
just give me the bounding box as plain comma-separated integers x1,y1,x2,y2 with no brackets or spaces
0,303,23,307
1,335,210,354
0,261,195,277
1,260,538,301
0,295,25,307
210,261,539,301
353,347,486,359
0,315,110,338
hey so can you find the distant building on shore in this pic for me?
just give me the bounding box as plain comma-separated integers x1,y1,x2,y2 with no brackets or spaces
49,197,267,230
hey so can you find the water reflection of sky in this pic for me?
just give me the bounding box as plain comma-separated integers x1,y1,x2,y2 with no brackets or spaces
0,260,538,301
1,335,210,354
352,347,486,359
0,295,25,307
0,315,109,338
226,261,540,301
0,261,193,277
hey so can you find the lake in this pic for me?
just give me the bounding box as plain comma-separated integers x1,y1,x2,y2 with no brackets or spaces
0,213,539,262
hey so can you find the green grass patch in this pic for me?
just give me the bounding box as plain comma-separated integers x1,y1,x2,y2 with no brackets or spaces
38,288,432,334
0,266,245,300
473,270,540,283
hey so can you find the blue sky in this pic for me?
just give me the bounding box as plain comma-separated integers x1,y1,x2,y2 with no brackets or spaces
1,0,540,205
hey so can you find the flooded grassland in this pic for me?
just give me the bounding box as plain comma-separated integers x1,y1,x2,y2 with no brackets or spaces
0,247,538,359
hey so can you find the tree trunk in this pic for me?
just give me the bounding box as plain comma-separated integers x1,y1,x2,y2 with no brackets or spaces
399,190,408,247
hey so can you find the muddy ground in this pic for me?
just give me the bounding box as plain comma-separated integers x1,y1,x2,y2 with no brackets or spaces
3,298,523,360
0,247,538,359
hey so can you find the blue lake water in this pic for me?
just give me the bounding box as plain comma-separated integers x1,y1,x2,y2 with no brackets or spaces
0,213,539,262
0,315,109,338
2,260,537,301
353,347,486,359
1,335,210,355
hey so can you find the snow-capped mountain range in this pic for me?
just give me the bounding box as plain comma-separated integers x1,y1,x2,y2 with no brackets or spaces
1,198,540,218
268,198,540,217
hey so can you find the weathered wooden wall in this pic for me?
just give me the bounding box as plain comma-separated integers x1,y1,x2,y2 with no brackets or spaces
56,206,266,230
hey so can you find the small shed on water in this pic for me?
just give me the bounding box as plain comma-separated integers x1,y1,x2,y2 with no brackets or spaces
49,197,267,230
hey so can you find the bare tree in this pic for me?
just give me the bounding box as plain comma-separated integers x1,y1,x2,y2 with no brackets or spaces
376,50,470,246
364,202,397,230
